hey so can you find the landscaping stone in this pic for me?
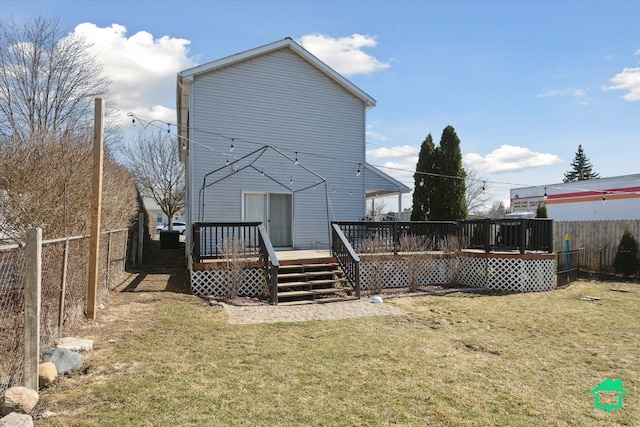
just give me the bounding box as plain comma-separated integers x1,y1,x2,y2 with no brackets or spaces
38,362,57,388
42,348,82,375
0,412,34,427
54,337,93,352
0,387,39,416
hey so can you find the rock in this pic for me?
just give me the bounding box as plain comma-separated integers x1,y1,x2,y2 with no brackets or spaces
54,337,93,352
0,412,34,426
38,362,57,388
39,411,56,419
0,387,39,416
42,348,82,375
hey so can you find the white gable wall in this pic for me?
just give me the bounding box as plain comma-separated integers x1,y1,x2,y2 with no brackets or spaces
187,48,368,248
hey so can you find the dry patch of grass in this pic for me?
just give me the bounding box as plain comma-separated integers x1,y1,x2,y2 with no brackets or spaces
37,281,639,426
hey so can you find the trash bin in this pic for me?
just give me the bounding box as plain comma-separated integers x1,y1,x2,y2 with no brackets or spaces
159,230,180,249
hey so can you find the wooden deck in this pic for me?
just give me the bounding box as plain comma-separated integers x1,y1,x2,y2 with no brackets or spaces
275,249,331,262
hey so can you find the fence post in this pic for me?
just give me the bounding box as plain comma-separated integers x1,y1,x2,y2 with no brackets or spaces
58,238,69,337
519,219,527,254
87,98,104,320
24,227,42,391
483,219,490,253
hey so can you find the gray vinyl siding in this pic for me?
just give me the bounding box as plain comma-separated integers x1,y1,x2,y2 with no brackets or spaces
188,48,366,249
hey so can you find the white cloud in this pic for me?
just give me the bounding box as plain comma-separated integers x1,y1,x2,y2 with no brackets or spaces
603,67,640,101
298,33,390,76
463,145,562,174
74,23,196,125
536,88,591,104
373,161,415,186
536,90,559,99
367,145,418,160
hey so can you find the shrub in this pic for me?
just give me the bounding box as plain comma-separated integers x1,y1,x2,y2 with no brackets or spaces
614,229,639,278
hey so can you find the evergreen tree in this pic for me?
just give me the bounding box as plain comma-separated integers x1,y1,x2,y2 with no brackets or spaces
536,203,548,218
411,134,436,220
614,229,639,278
563,145,600,182
430,126,467,220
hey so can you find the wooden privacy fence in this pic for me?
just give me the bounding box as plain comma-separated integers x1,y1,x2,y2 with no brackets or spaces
554,220,640,252
554,220,640,280
0,227,129,392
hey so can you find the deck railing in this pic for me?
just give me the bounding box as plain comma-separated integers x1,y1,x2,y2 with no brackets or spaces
333,221,458,254
458,218,553,254
331,223,360,298
257,224,279,304
334,219,553,254
192,222,262,263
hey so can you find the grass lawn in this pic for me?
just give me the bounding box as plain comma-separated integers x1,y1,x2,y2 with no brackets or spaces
37,281,638,426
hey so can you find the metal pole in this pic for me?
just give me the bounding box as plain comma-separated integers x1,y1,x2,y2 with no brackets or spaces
58,238,69,337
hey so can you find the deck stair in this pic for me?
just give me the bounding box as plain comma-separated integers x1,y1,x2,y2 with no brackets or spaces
276,256,356,305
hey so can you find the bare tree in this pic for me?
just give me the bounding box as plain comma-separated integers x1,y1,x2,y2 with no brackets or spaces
121,131,185,230
0,16,111,142
465,168,491,216
486,201,506,218
0,16,137,240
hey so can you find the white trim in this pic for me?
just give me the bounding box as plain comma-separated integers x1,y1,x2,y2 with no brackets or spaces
179,38,376,109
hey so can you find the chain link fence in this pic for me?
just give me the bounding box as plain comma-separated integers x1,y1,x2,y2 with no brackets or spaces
0,229,129,392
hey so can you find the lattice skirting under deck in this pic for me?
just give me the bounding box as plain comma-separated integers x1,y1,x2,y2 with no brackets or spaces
360,253,556,293
190,253,556,297
190,267,269,297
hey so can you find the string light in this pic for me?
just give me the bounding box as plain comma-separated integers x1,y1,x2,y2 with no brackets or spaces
420,178,425,187
294,152,299,166
482,181,486,191
356,164,361,177
127,112,640,201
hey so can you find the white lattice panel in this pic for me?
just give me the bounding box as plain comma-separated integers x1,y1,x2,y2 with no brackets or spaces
419,258,449,286
521,259,555,292
486,258,523,291
360,259,408,290
458,256,487,288
190,267,268,297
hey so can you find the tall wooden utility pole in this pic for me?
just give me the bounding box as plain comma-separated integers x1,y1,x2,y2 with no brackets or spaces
87,98,104,320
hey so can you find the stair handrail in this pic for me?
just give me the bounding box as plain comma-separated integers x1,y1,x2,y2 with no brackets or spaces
257,224,279,305
331,223,360,298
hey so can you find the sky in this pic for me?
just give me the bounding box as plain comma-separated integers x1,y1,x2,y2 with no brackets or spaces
3,0,640,211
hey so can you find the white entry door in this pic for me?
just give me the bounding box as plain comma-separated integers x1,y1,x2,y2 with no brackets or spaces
244,193,292,247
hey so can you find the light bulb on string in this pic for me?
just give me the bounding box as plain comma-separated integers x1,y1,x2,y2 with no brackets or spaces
350,189,353,196
420,178,425,187
290,176,293,185
333,186,336,193
294,152,299,166
230,139,234,152
482,181,486,191
261,168,264,177
167,123,171,134
356,164,361,177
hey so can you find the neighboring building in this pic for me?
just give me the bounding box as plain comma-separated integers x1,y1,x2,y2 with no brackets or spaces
143,197,184,228
510,174,640,221
177,38,409,250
